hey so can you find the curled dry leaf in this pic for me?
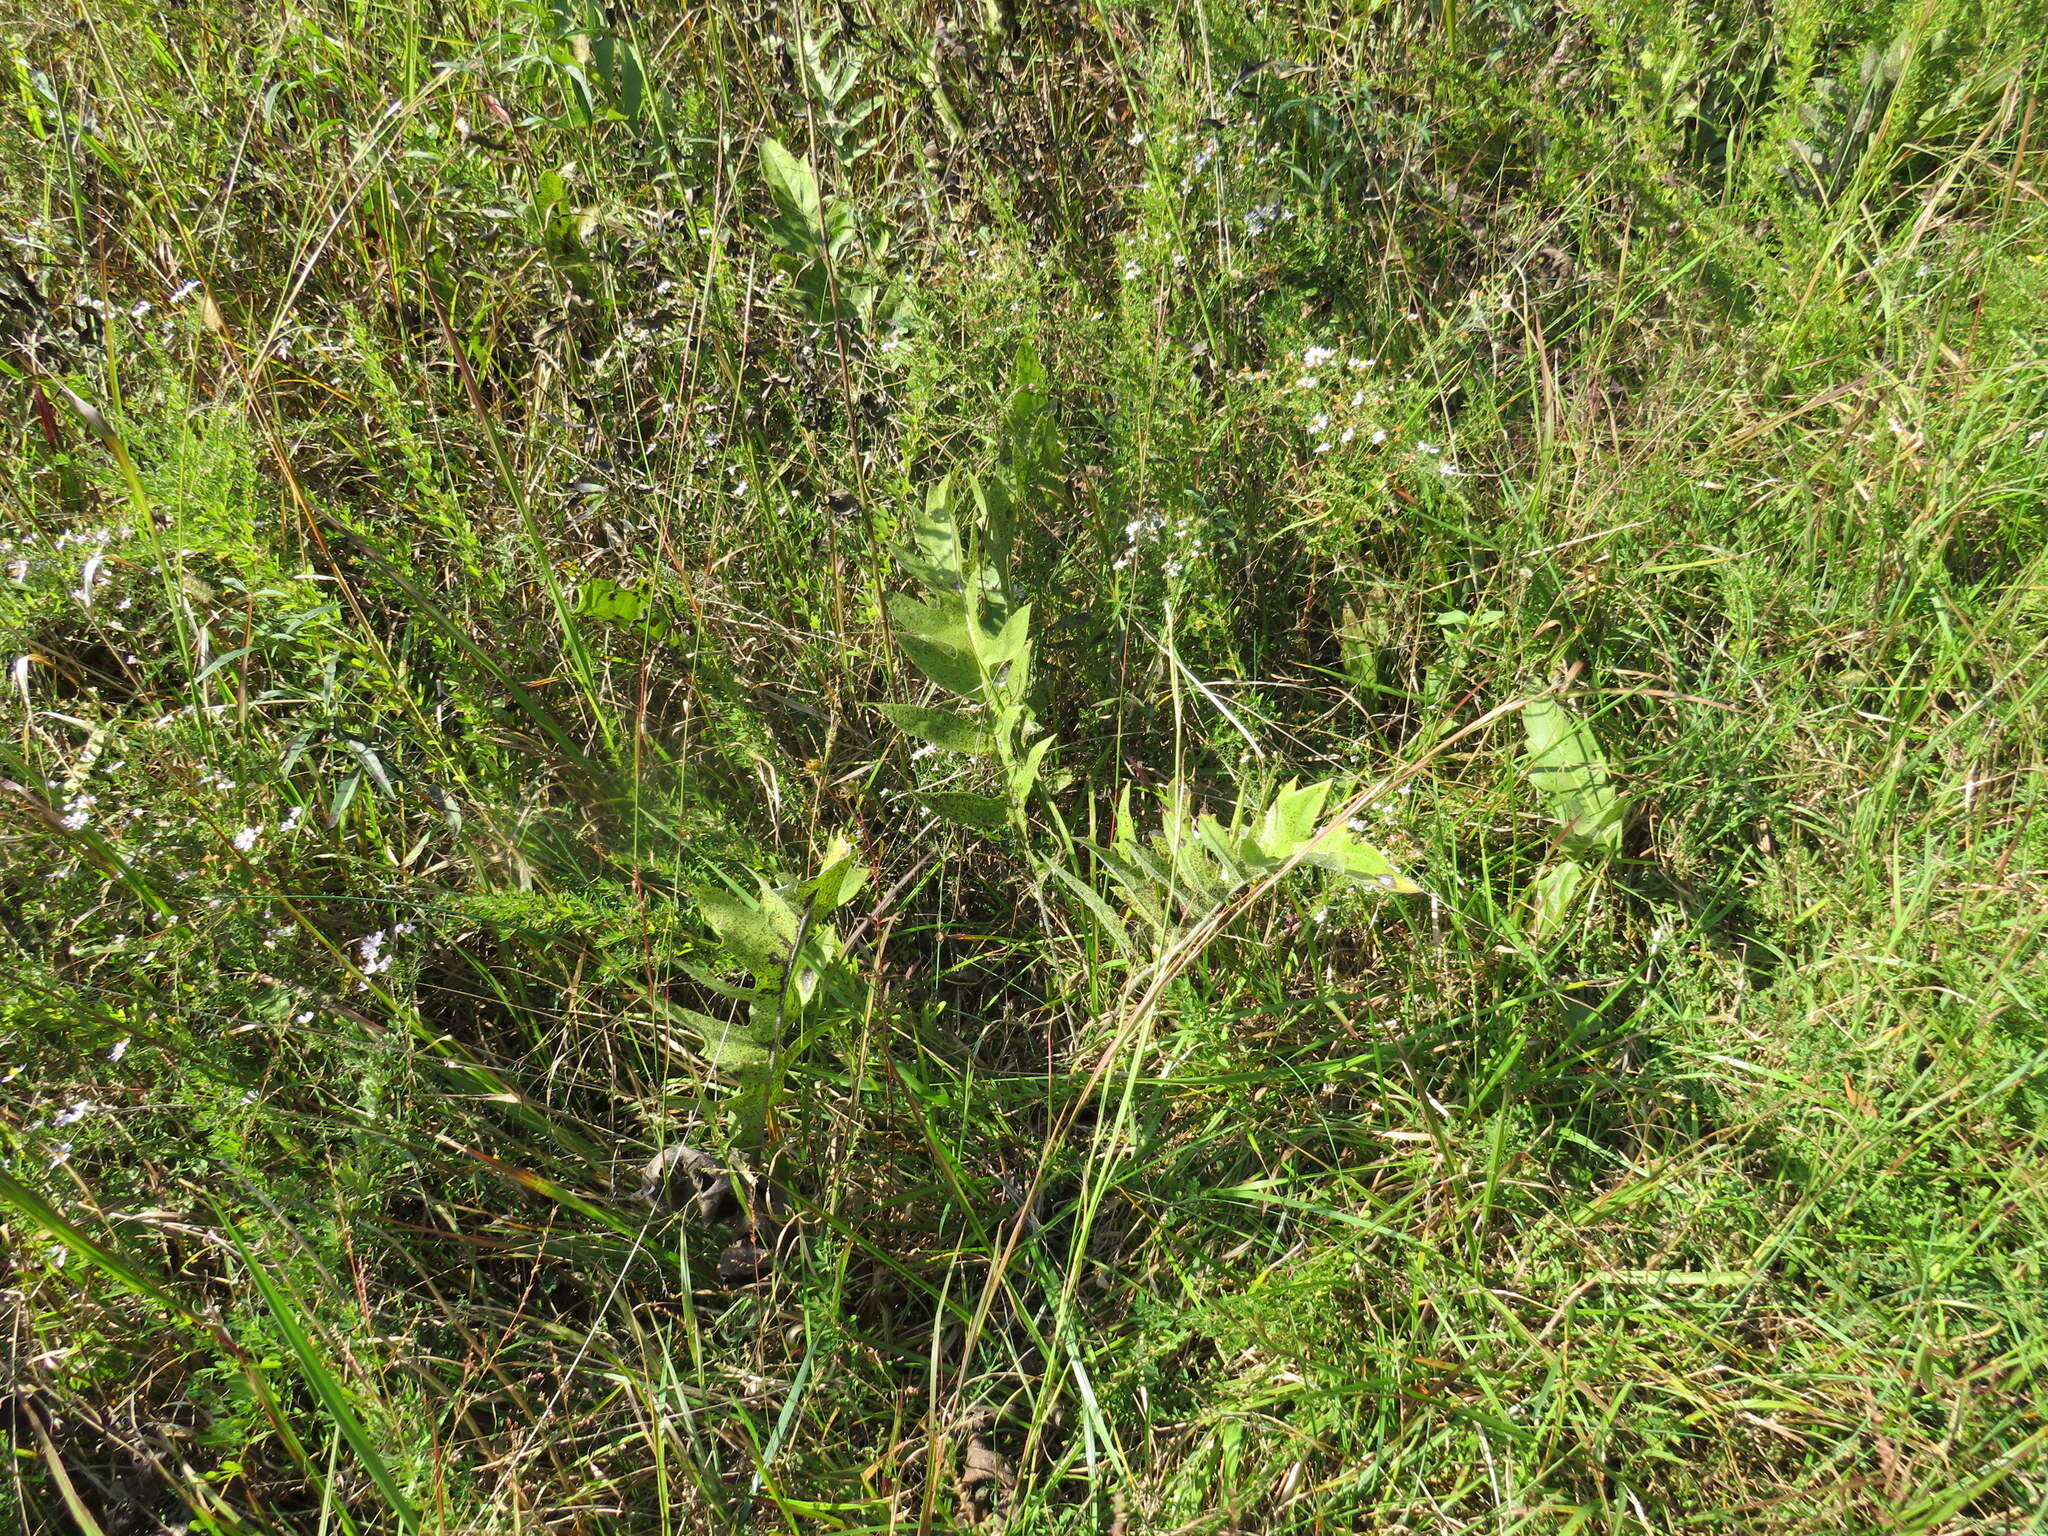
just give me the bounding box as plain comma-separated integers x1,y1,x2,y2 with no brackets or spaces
637,1143,735,1224
958,1434,1015,1527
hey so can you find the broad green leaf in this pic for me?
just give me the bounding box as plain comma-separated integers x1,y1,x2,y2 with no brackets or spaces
759,136,821,233
1112,784,1140,855
692,886,792,978
1002,343,1054,494
1195,813,1253,880
1521,697,1625,858
1253,778,1332,861
976,602,1032,671
1298,828,1425,894
920,791,1011,832
677,961,764,1003
1093,844,1171,938
572,577,647,623
888,594,982,695
676,1005,775,1072
969,472,1018,578
754,883,805,946
1169,824,1237,904
899,477,966,593
800,832,869,913
1009,734,1054,799
875,702,991,753
1525,858,1589,942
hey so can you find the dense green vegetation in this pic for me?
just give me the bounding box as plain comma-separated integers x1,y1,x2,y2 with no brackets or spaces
4,0,2047,1529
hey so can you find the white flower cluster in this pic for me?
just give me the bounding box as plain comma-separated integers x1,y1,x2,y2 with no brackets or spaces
1243,202,1293,238
1112,507,1207,582
1290,344,1469,477
353,921,419,985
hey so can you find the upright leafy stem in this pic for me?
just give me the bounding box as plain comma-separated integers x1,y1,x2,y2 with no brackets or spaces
880,473,1055,837
877,347,1422,970
676,834,869,1147
757,136,909,334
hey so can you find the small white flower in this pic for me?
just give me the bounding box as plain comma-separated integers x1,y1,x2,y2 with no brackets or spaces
1303,345,1339,368
108,1037,129,1062
232,825,262,852
1122,260,1142,281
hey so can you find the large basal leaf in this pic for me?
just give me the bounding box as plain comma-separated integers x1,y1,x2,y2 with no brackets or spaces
675,1005,775,1072
1525,858,1588,943
875,702,991,753
1520,696,1625,858
1252,778,1333,862
1296,826,1425,894
758,136,822,241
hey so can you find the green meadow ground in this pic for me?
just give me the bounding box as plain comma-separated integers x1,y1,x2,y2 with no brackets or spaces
4,0,2048,1530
